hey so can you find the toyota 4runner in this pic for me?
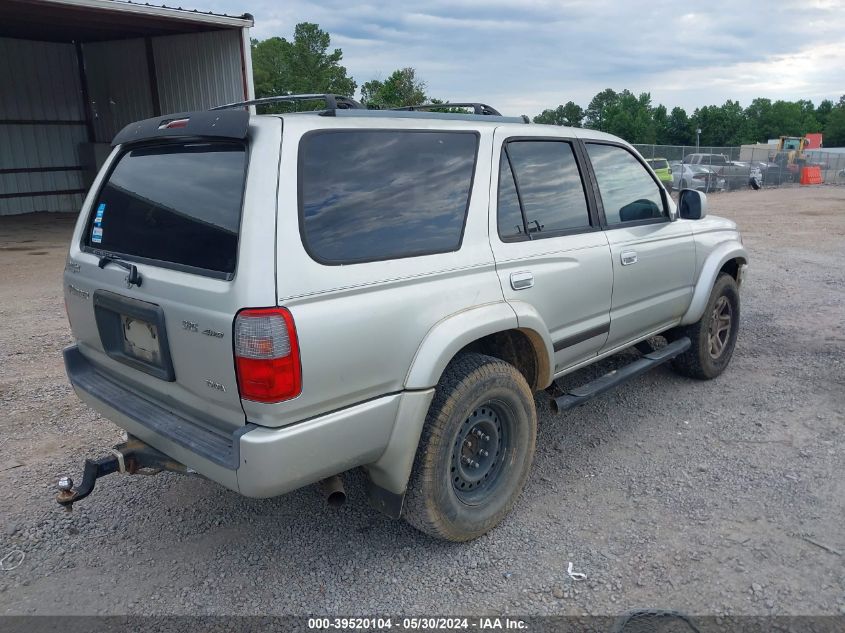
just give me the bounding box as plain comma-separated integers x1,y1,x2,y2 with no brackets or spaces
59,95,747,541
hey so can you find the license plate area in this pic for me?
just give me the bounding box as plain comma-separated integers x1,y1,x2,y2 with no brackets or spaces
121,315,160,364
93,290,175,381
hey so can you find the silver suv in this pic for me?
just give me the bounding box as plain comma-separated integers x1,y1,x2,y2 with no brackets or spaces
59,96,747,541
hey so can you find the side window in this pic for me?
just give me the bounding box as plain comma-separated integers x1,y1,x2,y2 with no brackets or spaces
497,140,591,240
586,143,666,225
300,130,478,264
497,156,525,240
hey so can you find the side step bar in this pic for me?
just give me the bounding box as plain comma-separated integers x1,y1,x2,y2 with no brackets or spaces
550,337,691,413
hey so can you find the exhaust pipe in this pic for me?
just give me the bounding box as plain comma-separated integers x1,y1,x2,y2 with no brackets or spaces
317,475,346,508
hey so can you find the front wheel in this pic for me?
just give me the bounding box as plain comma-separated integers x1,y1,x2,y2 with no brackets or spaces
667,273,740,379
403,353,537,541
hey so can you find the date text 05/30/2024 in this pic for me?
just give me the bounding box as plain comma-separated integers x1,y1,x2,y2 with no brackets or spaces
307,617,528,630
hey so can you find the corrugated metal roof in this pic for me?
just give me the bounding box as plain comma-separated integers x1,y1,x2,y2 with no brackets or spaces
37,0,253,27
109,0,253,23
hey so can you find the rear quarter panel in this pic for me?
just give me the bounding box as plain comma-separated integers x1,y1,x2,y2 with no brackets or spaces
244,117,505,427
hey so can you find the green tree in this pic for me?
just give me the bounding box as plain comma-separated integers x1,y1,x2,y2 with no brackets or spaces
824,96,845,146
652,104,668,144
251,36,288,100
665,106,694,145
815,99,834,129
584,88,619,130
251,23,356,111
691,100,747,146
744,98,773,142
603,90,655,143
533,101,584,126
360,68,427,108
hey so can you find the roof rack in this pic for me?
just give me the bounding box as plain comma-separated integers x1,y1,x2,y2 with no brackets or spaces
210,94,530,124
393,102,503,116
326,110,529,124
211,94,364,111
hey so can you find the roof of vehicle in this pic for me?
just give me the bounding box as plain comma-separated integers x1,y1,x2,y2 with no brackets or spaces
112,94,635,148
211,93,633,143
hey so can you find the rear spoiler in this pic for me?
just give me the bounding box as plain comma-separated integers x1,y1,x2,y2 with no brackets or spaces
112,110,249,147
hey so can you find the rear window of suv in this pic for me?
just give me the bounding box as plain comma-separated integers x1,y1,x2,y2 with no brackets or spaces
299,130,478,264
83,142,246,278
647,159,669,170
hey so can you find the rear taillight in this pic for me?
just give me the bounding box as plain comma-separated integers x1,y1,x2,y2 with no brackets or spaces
234,308,301,403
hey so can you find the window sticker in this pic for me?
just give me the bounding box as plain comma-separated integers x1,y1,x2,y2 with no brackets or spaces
92,203,105,243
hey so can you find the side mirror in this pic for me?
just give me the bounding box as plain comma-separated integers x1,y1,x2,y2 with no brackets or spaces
678,189,708,220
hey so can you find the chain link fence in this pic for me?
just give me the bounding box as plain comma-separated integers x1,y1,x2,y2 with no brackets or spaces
632,143,845,191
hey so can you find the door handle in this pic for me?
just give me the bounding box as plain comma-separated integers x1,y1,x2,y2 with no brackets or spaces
510,271,534,290
621,250,638,266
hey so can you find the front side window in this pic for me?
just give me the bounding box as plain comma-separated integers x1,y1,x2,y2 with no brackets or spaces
300,130,478,264
497,140,591,240
586,143,666,225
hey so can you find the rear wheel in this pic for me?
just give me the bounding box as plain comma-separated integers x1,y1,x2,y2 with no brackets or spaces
403,353,537,541
668,273,740,379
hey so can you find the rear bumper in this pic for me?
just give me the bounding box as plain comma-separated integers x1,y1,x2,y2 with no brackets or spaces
64,345,429,498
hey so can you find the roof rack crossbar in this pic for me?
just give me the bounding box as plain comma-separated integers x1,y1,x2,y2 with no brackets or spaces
393,103,503,116
211,94,364,111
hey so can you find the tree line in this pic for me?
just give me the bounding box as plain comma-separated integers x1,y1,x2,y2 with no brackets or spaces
533,90,845,147
251,23,845,147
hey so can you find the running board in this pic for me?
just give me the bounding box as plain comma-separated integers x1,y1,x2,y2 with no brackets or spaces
550,337,691,413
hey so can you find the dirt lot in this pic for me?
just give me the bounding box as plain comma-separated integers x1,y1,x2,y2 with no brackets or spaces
0,187,843,618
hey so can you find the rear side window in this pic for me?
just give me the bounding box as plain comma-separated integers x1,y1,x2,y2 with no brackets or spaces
84,142,246,277
497,140,591,241
299,130,478,264
586,143,666,225
497,157,525,240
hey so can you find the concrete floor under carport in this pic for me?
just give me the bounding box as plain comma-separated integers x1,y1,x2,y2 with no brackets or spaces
0,0,254,222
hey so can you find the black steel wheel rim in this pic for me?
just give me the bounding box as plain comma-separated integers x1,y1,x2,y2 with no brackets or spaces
451,401,511,504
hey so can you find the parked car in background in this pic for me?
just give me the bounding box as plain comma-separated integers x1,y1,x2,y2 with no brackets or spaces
646,157,673,192
671,162,725,192
753,161,793,186
683,153,760,190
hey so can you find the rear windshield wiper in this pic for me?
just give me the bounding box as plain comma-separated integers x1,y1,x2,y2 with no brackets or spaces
98,256,143,288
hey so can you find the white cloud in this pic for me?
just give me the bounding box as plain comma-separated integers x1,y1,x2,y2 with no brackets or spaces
199,0,845,114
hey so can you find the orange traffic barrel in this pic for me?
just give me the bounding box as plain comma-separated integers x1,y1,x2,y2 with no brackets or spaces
800,166,822,185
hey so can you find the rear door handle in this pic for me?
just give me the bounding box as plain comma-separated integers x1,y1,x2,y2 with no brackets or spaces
621,250,638,266
510,271,534,290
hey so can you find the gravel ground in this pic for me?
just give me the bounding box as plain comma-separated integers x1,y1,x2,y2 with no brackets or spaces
0,187,843,617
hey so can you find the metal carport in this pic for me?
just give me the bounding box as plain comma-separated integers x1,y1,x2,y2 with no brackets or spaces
0,0,255,215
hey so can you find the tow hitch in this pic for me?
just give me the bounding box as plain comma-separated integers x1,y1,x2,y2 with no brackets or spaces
56,437,194,511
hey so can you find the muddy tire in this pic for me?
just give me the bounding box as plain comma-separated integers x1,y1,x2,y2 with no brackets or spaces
403,353,537,541
668,273,740,380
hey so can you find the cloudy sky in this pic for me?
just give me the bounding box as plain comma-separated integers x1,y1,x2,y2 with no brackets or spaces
199,0,845,116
